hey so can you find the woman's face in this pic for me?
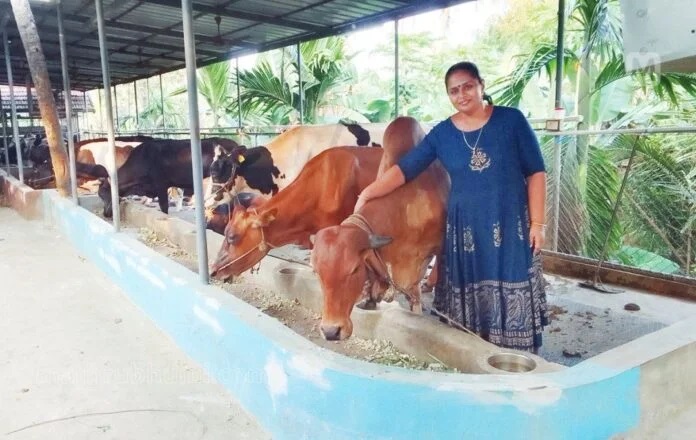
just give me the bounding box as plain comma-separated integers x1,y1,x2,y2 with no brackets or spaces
446,70,485,115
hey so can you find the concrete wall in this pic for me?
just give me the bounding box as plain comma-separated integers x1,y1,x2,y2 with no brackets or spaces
3,171,696,439
0,171,42,219
544,251,695,301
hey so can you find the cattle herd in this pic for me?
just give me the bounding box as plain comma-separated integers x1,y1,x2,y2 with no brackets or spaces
5,118,446,341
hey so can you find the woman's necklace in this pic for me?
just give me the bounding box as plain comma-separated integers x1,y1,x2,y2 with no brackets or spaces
462,126,491,172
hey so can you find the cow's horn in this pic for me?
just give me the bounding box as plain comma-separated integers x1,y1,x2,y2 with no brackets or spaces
369,234,392,249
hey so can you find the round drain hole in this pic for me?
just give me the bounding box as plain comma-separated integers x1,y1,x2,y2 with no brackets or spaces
487,353,537,373
279,267,299,275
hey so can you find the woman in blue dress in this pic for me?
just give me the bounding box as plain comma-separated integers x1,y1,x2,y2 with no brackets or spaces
354,61,548,352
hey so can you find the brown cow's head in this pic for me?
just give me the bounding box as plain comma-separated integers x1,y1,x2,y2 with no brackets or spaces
210,202,277,280
312,226,392,341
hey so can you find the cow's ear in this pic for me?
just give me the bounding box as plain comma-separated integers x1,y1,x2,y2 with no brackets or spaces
251,208,278,228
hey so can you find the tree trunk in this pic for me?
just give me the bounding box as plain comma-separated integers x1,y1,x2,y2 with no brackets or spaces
576,53,592,168
10,0,70,196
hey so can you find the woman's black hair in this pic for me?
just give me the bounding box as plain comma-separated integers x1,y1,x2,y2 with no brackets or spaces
444,61,493,105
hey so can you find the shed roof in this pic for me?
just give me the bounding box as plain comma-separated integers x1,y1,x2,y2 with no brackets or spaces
0,0,472,91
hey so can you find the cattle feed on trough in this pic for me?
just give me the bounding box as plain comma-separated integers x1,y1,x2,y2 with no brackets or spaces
209,146,384,280
311,116,450,341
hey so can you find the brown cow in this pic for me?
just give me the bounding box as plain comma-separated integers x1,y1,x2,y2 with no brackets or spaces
204,192,266,235
311,116,449,341
209,146,383,280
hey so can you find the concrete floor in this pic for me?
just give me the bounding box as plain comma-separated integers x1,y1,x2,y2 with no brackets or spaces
539,274,696,366
0,207,270,440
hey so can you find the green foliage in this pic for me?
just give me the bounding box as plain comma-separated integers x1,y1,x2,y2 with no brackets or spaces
228,36,356,125
118,91,184,131
584,138,624,258
539,134,588,254
489,44,578,108
615,246,681,274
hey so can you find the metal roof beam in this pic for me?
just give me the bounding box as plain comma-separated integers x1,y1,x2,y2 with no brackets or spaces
142,0,327,32
1,13,10,29
33,24,219,58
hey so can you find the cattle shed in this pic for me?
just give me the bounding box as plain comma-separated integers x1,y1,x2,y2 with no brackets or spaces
2,2,696,439
0,0,473,91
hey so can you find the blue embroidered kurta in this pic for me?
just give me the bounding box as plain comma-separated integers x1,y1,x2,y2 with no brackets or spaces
398,106,548,351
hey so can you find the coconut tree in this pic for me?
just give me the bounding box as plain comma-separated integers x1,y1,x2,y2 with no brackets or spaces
491,0,696,269
10,0,70,196
491,0,696,146
229,36,357,125
171,61,233,129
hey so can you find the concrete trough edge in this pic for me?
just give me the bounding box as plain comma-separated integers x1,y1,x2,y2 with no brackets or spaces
2,171,696,439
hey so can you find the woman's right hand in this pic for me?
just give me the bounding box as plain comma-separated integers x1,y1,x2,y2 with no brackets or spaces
353,166,406,213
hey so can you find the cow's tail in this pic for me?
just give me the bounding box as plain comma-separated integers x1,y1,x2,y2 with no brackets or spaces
340,120,371,146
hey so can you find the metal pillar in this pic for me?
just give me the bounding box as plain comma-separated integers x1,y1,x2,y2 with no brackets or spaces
394,19,399,117
57,0,78,204
182,0,209,283
113,84,119,131
134,81,139,130
159,74,165,131
26,78,33,132
83,90,87,137
95,0,121,231
297,42,303,124
0,14,6,172
235,58,242,129
75,108,80,141
1,95,9,173
4,30,24,182
98,88,103,132
551,0,566,251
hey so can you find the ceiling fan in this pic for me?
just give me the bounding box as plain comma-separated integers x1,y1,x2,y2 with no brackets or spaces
213,15,225,46
134,47,150,69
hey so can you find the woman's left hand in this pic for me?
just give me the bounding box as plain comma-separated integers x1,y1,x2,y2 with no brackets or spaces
354,193,368,213
529,224,546,254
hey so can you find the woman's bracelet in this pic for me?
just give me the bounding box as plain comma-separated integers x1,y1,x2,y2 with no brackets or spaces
531,221,546,228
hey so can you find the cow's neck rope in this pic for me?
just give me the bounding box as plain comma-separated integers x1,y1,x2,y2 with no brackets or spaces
214,207,278,276
341,213,401,294
341,213,481,338
204,160,239,206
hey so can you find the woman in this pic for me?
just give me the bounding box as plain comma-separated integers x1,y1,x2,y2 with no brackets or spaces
354,61,548,352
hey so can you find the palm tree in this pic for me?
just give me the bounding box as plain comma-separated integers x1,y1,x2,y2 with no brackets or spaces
491,0,696,141
229,37,357,125
491,0,696,272
173,61,233,129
